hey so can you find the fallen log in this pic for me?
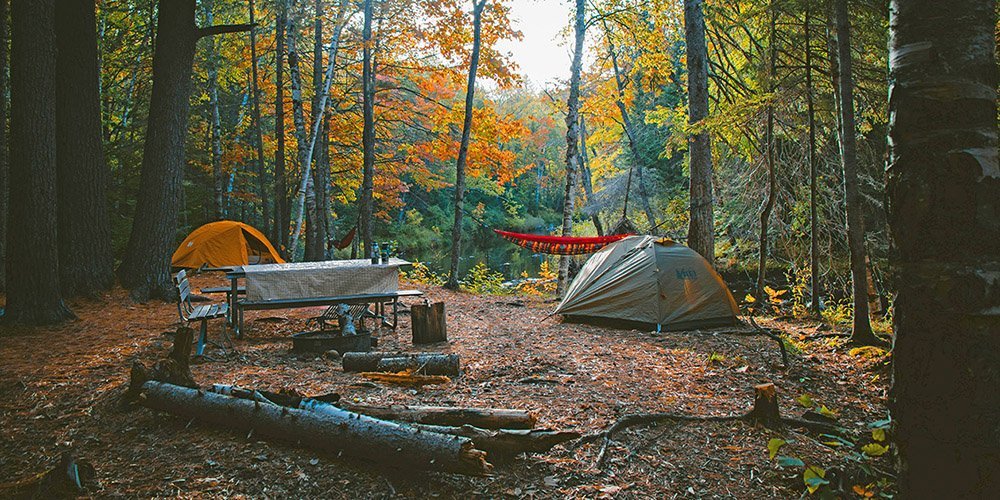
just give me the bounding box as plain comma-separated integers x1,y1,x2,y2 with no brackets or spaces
137,381,491,476
342,352,460,376
342,403,537,430
360,371,451,387
208,386,576,460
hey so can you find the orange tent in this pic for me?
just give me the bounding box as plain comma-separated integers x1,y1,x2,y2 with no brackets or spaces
172,220,284,268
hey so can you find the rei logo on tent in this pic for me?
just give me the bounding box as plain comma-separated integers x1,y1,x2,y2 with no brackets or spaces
676,268,698,280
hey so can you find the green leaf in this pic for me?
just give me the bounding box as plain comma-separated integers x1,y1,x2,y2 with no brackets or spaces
868,418,891,429
803,465,828,494
776,455,805,468
796,394,815,408
871,428,886,442
767,438,786,459
819,433,855,448
862,443,889,457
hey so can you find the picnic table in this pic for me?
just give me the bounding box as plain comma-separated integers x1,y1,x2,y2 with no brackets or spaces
224,259,420,337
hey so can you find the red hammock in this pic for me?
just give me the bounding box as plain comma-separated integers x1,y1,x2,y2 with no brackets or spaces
333,226,356,250
494,229,632,255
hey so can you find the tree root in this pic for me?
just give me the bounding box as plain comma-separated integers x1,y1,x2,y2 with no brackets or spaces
575,383,848,470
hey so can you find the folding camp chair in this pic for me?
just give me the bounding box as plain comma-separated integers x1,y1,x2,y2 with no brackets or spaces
174,270,230,356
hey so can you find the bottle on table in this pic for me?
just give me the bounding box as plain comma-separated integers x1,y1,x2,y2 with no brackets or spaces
371,242,380,264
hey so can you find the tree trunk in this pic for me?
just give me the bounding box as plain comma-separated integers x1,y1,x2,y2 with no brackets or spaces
117,0,250,301
139,381,492,475
286,1,308,259
5,0,74,324
341,403,537,430
273,1,289,253
578,115,603,235
557,0,584,295
287,3,346,258
832,0,875,343
683,0,714,267
886,0,1000,496
755,1,777,302
358,0,376,260
805,3,820,316
55,0,114,298
0,0,8,291
204,1,224,220
248,0,269,233
602,24,657,232
447,0,487,289
305,0,326,262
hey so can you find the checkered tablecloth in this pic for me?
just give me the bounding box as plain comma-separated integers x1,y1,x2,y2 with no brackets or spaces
242,258,407,302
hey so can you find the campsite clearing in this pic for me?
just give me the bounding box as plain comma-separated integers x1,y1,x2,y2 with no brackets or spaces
0,275,891,497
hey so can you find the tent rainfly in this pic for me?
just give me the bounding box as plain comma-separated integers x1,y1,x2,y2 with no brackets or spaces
172,220,284,269
555,235,739,330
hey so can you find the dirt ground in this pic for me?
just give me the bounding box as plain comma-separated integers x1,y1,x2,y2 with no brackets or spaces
0,273,892,498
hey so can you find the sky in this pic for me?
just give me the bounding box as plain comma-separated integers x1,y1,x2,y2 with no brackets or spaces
495,0,575,88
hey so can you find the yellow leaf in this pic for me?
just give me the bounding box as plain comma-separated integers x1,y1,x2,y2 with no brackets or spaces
817,405,838,419
744,294,756,303
767,438,786,459
796,394,815,408
803,465,828,494
871,428,886,442
862,443,889,456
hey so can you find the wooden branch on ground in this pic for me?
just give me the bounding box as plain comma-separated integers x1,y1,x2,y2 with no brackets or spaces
748,315,790,367
577,383,846,469
137,381,492,476
342,352,460,375
341,403,537,430
359,371,451,386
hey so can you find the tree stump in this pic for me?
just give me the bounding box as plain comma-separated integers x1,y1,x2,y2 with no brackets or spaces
412,301,447,344
747,382,781,428
124,327,198,402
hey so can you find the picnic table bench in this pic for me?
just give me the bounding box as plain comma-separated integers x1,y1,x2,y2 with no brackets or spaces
234,289,423,336
225,259,418,338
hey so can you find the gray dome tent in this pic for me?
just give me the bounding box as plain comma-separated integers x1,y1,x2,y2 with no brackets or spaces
555,235,739,330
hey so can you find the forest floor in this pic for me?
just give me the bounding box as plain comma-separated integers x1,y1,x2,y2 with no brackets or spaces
0,273,894,498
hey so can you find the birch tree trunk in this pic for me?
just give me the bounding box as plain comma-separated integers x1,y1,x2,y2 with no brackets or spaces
887,0,1000,496
286,0,309,259
683,0,714,266
305,0,327,261
446,0,487,289
832,0,875,344
287,3,347,258
557,0,585,294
